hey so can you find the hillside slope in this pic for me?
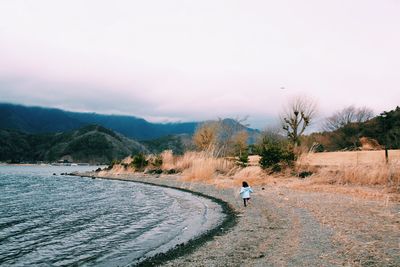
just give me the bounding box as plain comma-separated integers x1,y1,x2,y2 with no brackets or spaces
0,103,197,140
0,125,147,164
0,103,261,142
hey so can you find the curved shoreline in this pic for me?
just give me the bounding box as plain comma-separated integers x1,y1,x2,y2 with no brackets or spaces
76,174,238,266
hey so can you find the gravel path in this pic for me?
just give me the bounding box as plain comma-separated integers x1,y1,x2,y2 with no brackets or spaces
92,174,400,266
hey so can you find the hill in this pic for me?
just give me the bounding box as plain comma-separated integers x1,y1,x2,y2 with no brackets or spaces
0,125,147,164
0,103,261,144
142,134,193,155
0,103,197,140
305,106,400,151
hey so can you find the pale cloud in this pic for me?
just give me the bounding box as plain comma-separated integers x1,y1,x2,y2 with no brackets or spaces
0,0,399,129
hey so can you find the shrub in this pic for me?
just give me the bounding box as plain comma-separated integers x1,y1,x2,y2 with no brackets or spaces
258,138,295,171
271,164,282,173
131,153,148,170
237,151,249,166
107,159,121,170
298,171,313,179
152,155,163,168
146,169,163,175
165,169,177,174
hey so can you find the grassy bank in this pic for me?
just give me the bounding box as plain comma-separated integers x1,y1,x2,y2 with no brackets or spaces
99,150,400,201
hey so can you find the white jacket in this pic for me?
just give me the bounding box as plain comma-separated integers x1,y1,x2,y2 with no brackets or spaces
240,186,253,199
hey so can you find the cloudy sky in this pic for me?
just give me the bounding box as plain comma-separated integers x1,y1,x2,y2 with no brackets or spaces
0,0,399,129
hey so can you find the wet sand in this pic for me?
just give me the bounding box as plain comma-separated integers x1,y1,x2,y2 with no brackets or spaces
83,173,400,266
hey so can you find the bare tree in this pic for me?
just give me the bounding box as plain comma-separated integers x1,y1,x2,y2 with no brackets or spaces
231,130,249,158
323,105,374,131
281,96,317,146
355,106,374,123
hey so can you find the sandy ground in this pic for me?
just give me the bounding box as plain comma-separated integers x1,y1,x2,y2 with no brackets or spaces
85,173,399,267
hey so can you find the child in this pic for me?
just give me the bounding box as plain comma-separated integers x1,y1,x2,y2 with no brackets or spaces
240,181,253,207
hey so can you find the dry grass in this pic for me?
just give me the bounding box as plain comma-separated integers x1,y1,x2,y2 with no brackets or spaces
248,155,261,166
162,150,400,190
106,150,400,198
309,162,400,187
296,151,400,195
121,156,133,164
157,151,270,187
98,163,134,176
178,152,235,182
173,152,276,188
161,150,175,170
231,166,271,185
300,150,400,166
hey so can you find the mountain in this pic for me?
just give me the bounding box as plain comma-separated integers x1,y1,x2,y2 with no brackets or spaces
218,118,260,144
0,103,197,140
0,125,147,164
0,103,261,142
143,119,261,155
142,134,193,155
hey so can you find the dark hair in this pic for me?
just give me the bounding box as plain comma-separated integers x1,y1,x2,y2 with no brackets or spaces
242,181,249,187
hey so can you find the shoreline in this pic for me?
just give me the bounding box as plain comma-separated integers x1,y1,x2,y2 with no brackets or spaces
75,173,238,266
75,172,400,266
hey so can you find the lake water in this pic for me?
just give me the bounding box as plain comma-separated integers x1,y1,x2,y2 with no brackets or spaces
0,165,222,266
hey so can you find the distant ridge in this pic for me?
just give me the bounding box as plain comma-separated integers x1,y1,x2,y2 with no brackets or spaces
0,124,147,164
0,103,198,140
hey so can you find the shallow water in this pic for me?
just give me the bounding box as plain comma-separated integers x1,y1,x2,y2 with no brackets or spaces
0,166,222,266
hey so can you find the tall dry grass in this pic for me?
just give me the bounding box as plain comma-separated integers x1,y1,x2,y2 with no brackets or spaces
161,150,175,170
162,150,274,187
231,166,271,185
299,150,400,166
109,150,400,193
297,151,400,189
178,151,235,182
309,162,400,187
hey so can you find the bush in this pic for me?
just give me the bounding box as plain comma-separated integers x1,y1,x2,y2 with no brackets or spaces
258,138,295,172
146,169,163,175
237,151,249,166
121,163,129,169
151,155,163,168
298,171,313,179
131,153,148,170
165,169,177,174
107,159,121,170
271,164,282,173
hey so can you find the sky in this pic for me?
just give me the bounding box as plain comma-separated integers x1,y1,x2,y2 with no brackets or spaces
0,0,399,129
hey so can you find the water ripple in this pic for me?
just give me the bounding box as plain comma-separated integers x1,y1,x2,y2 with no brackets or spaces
0,166,217,266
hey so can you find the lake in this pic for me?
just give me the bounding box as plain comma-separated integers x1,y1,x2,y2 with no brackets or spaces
0,165,222,266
